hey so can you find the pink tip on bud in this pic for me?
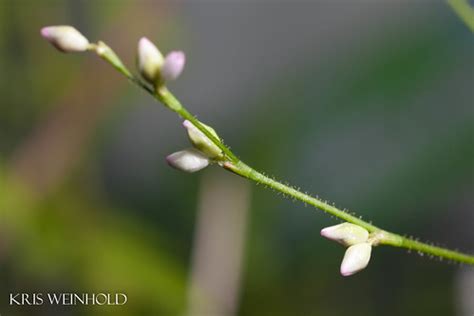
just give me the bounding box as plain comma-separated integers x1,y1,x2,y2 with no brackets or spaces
182,120,193,129
162,51,186,81
40,27,50,38
40,25,89,53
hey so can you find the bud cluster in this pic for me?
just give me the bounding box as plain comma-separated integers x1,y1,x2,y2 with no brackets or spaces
321,223,373,276
41,26,186,87
40,25,221,174
166,120,224,173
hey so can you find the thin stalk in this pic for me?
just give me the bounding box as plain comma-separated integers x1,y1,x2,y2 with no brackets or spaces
94,42,474,265
447,0,474,32
223,161,474,264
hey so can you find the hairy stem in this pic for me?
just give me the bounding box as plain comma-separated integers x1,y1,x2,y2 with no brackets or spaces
94,42,474,265
222,161,474,264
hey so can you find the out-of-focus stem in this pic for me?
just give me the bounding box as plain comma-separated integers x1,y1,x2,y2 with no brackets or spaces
447,0,474,32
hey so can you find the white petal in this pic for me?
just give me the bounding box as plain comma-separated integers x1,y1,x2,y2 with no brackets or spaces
166,148,209,173
162,51,186,81
41,26,89,52
137,37,164,83
321,223,369,246
340,243,372,276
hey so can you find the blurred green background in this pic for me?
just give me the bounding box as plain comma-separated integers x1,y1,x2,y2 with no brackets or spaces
0,1,473,315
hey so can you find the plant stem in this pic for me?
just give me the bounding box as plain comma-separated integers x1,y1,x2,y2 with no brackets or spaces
225,161,379,232
158,89,474,265
222,161,474,264
447,0,474,32
94,43,474,265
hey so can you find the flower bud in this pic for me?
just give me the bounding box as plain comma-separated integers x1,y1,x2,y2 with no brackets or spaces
161,51,186,81
320,223,369,246
340,242,372,276
166,148,209,173
137,37,164,84
183,120,223,159
40,25,90,52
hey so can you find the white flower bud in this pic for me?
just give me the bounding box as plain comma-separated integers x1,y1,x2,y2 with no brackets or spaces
320,223,369,246
166,148,209,173
182,120,223,160
340,242,372,276
137,37,164,84
161,51,186,81
40,26,90,52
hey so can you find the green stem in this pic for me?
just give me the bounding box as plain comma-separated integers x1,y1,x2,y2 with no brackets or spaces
93,42,474,265
447,0,474,32
224,161,379,232
222,161,474,264
400,238,474,263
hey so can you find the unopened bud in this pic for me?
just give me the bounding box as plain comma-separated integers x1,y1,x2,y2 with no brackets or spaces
161,51,186,81
137,37,164,84
183,120,223,159
40,25,90,52
321,223,369,246
340,242,372,276
166,148,209,173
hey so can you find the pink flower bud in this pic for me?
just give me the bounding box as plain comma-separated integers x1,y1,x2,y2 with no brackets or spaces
340,242,372,276
40,25,90,52
321,223,369,246
166,148,209,173
161,51,186,81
